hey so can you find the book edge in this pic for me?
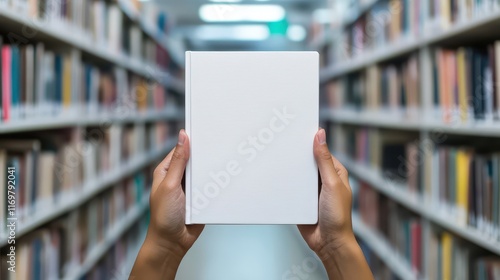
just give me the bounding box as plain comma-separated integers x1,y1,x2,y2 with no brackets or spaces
185,51,192,224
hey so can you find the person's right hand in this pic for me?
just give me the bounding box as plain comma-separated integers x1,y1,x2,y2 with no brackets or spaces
298,128,355,261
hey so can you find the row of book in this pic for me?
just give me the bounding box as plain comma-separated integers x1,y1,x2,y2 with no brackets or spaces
329,0,500,65
427,146,500,234
0,167,152,280
475,257,500,279
332,0,422,63
0,0,172,69
340,126,416,175
323,55,420,118
355,179,422,275
429,231,500,280
0,40,173,122
338,126,500,239
432,44,500,123
0,122,173,233
324,41,500,124
84,215,149,280
355,178,500,279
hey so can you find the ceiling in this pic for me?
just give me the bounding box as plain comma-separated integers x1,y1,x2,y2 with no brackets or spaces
146,0,329,51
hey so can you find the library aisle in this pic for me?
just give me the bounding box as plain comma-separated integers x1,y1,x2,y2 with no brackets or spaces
1,0,500,280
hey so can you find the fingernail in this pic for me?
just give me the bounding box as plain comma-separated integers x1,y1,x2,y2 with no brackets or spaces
178,130,186,145
317,129,326,144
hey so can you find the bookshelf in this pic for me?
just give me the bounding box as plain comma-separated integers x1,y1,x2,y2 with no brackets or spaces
321,109,500,137
0,139,175,247
0,1,183,279
318,0,500,279
341,154,500,256
0,108,182,134
341,0,379,29
320,9,500,82
116,0,182,66
320,7,500,82
0,8,183,93
352,212,417,280
64,190,150,280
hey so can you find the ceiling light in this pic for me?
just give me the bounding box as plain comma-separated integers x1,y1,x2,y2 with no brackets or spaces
287,24,306,42
209,0,242,2
313,8,333,24
199,4,286,22
193,25,270,41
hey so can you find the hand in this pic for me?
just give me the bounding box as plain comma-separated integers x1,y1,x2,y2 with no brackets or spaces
147,129,204,258
298,128,354,260
298,129,373,280
131,130,204,280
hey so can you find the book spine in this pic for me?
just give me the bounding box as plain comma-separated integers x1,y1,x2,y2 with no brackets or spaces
2,46,11,121
185,51,192,225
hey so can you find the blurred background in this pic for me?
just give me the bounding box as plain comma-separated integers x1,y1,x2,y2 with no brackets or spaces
1,0,500,279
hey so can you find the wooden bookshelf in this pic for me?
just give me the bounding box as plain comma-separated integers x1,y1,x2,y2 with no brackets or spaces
0,139,176,247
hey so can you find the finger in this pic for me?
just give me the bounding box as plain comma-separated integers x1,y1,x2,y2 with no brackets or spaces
161,129,190,191
331,155,349,189
313,129,342,189
152,149,175,193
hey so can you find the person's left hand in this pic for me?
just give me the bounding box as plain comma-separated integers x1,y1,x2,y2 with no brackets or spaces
145,129,204,260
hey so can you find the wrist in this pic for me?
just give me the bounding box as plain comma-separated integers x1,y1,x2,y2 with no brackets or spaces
315,232,374,280
131,232,184,280
316,231,357,262
144,229,187,263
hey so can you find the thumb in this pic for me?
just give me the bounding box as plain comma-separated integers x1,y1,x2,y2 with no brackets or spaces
313,129,342,188
161,129,190,191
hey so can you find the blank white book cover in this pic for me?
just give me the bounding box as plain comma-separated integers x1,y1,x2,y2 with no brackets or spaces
185,51,318,224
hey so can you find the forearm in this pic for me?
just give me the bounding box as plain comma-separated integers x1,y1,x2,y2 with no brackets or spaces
130,234,183,280
318,236,374,280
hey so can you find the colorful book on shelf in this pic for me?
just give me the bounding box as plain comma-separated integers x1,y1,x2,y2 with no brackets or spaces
0,140,41,223
323,54,420,117
2,44,11,121
432,43,500,123
0,177,150,280
441,232,452,280
355,178,423,275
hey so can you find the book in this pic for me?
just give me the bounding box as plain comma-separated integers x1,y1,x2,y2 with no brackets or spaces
441,232,452,280
0,40,172,122
355,178,423,275
2,45,11,121
323,54,420,118
0,140,41,222
185,51,319,224
475,257,500,279
0,173,151,280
